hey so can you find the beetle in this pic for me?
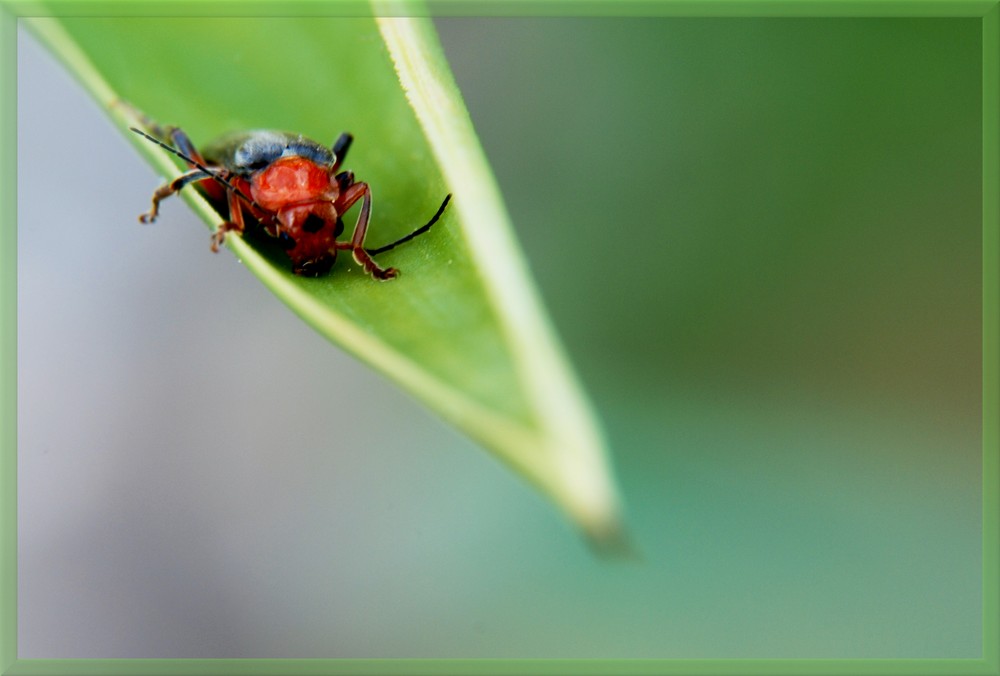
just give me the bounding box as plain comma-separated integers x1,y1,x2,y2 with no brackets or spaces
130,118,451,279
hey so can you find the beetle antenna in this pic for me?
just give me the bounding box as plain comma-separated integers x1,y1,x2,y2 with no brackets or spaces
129,127,261,211
366,194,452,256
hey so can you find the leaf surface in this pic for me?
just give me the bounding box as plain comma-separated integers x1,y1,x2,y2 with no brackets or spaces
27,12,625,546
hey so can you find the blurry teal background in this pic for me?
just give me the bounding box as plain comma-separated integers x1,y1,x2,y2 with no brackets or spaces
18,18,981,658
438,18,983,656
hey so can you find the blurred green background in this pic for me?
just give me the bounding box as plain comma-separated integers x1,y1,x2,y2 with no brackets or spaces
18,17,981,658
439,17,983,657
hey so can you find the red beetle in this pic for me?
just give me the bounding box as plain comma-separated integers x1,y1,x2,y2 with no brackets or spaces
131,120,451,279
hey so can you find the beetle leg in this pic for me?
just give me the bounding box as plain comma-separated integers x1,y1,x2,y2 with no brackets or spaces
210,186,247,253
139,168,213,223
168,127,209,166
334,171,354,192
331,133,353,173
334,182,397,280
118,103,209,167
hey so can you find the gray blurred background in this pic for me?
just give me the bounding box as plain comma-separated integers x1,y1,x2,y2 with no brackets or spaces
18,18,981,658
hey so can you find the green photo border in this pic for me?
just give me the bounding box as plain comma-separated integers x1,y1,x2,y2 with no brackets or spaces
1,1,996,674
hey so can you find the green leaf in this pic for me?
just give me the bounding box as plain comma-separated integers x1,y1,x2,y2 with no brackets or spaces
26,11,626,548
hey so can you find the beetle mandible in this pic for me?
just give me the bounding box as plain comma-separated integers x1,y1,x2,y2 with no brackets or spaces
130,116,451,279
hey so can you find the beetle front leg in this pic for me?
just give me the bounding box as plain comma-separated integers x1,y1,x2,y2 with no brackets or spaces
210,187,247,253
335,182,397,281
139,169,212,223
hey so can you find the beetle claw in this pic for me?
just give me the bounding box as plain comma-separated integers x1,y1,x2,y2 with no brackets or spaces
374,266,399,281
210,230,225,253
357,256,398,281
